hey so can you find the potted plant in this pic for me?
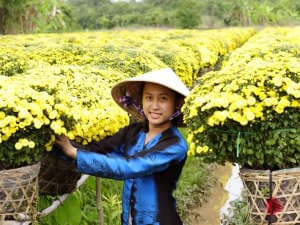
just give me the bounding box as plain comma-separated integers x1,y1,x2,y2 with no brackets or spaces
0,65,130,221
183,27,300,225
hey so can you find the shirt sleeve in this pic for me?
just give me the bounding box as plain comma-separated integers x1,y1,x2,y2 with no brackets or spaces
76,136,188,180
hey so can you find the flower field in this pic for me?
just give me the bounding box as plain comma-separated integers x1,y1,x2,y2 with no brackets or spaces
1,26,300,224
0,27,255,169
183,27,300,170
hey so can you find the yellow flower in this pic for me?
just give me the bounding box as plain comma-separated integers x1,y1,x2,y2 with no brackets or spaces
187,133,194,143
29,102,43,116
228,111,242,122
195,145,211,154
20,138,29,146
189,142,196,155
252,105,264,118
286,82,300,98
50,120,66,135
273,75,283,87
49,110,58,119
33,118,44,129
186,106,196,118
244,108,255,121
269,90,277,98
15,142,22,150
28,141,35,148
195,125,205,134
291,100,300,107
264,97,278,106
0,111,5,119
18,108,31,119
207,116,217,126
0,117,9,128
67,131,75,140
274,97,290,114
247,96,256,105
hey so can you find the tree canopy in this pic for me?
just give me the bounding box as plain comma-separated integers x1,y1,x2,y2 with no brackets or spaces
0,0,300,34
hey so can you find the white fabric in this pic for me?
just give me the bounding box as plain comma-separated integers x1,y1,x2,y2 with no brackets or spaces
220,163,243,222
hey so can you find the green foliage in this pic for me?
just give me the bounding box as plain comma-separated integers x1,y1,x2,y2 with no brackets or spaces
2,0,300,34
200,115,300,170
34,2,77,33
174,157,217,224
0,52,27,76
65,0,300,31
0,125,51,169
0,0,72,34
39,192,82,225
39,177,123,225
174,0,202,28
221,195,255,225
54,193,82,225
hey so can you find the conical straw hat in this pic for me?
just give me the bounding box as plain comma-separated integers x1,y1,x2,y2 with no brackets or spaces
111,68,189,123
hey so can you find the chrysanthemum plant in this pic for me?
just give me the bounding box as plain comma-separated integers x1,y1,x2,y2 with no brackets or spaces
0,66,129,169
183,27,300,170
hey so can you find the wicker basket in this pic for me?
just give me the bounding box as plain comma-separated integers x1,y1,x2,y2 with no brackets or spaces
0,162,40,221
38,152,81,195
240,167,300,225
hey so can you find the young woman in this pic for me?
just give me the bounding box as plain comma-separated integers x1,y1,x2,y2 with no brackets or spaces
55,68,190,225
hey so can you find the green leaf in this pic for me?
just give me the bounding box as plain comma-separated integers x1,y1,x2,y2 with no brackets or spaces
288,157,297,164
54,193,82,225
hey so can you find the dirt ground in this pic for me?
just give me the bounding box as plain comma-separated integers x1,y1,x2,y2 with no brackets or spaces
190,163,233,225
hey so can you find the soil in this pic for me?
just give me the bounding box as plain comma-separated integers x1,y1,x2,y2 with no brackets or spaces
190,163,233,225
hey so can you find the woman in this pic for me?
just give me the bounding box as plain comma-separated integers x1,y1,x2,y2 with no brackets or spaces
55,68,189,225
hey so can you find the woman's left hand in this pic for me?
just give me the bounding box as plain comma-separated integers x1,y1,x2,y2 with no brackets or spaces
55,135,78,159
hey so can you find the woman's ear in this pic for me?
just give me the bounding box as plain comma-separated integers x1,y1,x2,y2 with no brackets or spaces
176,96,184,110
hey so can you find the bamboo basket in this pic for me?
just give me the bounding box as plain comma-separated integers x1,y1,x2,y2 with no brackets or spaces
38,152,81,195
240,167,300,225
0,162,40,222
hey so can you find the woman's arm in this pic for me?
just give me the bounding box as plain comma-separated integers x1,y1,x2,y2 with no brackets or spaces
55,123,141,158
76,135,188,180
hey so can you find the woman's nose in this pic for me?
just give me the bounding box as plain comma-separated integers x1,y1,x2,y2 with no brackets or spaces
150,98,159,108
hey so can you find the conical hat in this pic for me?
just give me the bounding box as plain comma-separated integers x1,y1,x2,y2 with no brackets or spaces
111,68,189,123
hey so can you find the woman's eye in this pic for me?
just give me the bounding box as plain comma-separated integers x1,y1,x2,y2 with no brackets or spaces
145,96,152,101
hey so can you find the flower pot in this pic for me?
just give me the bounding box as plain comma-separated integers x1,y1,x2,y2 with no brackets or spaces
38,152,81,195
0,162,40,222
240,167,300,225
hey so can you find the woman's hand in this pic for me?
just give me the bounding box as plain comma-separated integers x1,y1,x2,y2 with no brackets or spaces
55,135,77,159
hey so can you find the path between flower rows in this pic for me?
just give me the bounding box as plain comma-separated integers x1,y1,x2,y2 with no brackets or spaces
191,163,234,225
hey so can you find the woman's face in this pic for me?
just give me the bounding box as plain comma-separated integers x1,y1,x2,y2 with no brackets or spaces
142,83,176,129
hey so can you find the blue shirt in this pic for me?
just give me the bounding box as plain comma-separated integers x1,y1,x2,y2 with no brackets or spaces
76,123,188,225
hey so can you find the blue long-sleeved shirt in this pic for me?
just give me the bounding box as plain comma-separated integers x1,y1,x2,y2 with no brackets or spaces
76,123,188,225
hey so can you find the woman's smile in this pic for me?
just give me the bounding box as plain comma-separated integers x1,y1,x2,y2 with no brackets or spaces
149,111,162,119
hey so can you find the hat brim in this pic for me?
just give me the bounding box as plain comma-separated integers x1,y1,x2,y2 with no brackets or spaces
111,81,145,121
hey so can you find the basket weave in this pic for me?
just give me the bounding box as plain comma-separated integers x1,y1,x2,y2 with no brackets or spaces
38,153,81,195
0,162,40,221
240,168,300,225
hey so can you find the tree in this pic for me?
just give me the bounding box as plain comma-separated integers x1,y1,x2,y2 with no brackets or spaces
0,0,73,34
67,0,300,30
174,0,202,28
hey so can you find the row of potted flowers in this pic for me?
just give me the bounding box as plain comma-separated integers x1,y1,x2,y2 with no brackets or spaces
183,26,300,224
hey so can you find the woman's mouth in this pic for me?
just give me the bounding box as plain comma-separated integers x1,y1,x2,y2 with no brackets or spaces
149,112,161,119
